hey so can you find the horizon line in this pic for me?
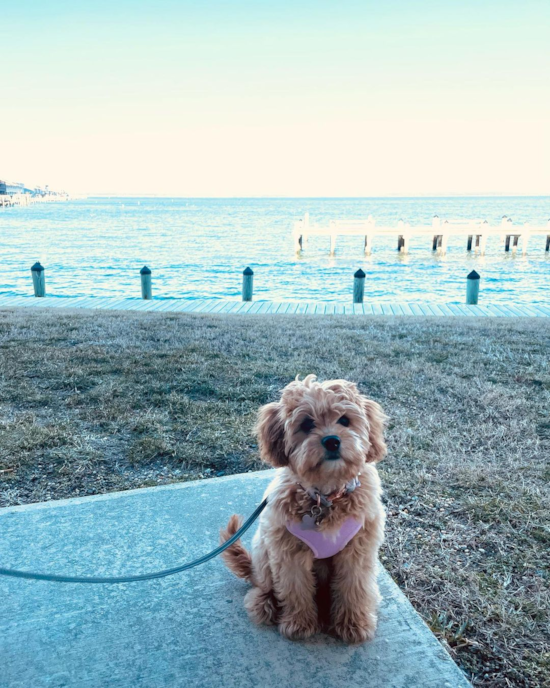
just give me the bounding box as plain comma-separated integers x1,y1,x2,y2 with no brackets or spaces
83,193,550,200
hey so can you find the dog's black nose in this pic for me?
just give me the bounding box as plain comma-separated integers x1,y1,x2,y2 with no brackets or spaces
321,435,341,453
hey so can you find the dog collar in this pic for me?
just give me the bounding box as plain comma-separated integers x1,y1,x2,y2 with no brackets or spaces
297,475,361,509
294,475,361,529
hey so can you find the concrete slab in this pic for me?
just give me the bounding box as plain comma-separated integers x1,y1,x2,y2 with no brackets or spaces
0,471,470,688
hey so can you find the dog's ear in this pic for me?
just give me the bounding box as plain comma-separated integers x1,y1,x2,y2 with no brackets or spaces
362,398,388,463
256,401,288,467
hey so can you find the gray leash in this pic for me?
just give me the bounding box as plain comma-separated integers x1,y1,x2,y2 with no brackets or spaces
0,498,267,584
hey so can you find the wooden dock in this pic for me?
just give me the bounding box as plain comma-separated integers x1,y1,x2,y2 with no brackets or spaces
293,214,550,255
0,295,548,318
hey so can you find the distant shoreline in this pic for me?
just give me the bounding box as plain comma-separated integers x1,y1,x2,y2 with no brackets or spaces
86,193,550,200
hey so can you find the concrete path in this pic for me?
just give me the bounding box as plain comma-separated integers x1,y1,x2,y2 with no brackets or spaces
0,471,470,688
0,293,548,317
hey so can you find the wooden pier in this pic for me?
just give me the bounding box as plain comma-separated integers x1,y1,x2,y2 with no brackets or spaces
293,213,550,256
0,294,548,318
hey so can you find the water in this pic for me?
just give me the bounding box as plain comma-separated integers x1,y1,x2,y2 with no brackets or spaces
0,196,549,304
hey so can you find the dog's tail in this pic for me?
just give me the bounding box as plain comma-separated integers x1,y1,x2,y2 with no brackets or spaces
220,514,253,582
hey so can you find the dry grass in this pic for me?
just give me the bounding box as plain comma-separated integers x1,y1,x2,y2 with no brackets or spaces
0,308,549,686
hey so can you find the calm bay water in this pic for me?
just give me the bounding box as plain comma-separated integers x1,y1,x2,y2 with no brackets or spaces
0,196,549,304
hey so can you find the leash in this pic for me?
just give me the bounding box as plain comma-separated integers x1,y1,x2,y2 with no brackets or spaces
0,498,267,584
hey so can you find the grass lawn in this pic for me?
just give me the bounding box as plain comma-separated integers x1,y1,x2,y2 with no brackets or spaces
1,308,549,686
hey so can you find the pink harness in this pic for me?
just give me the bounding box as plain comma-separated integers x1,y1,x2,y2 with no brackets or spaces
286,475,362,558
286,517,362,559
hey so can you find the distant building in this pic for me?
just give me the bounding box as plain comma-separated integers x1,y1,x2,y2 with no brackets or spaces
0,180,27,195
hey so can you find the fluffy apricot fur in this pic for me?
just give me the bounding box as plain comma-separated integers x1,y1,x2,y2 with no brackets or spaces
221,375,387,643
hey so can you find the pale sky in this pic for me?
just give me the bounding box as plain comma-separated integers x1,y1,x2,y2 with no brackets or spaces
1,0,549,196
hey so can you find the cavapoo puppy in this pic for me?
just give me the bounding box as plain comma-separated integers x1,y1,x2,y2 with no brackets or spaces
221,375,387,644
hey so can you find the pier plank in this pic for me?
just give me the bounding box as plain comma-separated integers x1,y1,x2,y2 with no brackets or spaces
271,302,284,313
508,305,534,317
446,304,465,316
398,303,414,316
455,304,478,316
75,297,110,310
285,303,300,314
436,304,455,317
216,301,239,314
122,299,150,311
363,303,375,316
492,304,524,318
515,304,542,317
119,299,150,311
236,301,255,314
68,296,102,309
14,298,45,308
524,304,549,317
98,297,133,310
416,304,433,316
532,304,550,317
139,299,174,312
469,305,489,317
95,297,128,310
199,300,223,314
31,297,72,309
247,301,264,314
271,302,285,314
256,302,273,314
207,300,232,314
102,297,139,311
426,304,445,316
169,300,201,313
153,299,183,313
185,299,212,313
226,301,247,314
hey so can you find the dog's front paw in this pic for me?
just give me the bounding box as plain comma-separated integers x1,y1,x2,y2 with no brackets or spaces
279,614,319,641
333,616,377,644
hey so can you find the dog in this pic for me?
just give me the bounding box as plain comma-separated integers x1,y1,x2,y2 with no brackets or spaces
221,375,387,643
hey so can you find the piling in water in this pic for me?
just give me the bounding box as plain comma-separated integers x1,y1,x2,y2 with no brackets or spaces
242,267,254,301
353,268,365,303
466,270,480,305
31,262,46,297
140,266,152,299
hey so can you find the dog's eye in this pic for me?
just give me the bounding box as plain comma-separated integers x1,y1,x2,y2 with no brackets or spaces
337,416,350,427
300,417,315,433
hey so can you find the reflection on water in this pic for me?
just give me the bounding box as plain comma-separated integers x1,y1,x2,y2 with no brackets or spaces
0,196,548,304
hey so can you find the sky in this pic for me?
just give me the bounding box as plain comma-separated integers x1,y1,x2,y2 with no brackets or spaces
1,0,549,196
